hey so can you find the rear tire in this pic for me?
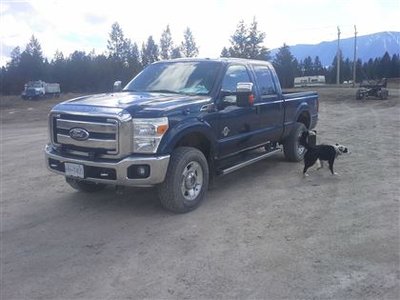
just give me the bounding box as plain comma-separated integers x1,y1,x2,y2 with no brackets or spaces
66,178,106,193
157,147,209,213
380,89,388,100
283,122,307,162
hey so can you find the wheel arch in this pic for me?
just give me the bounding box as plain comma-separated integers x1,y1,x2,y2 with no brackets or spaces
158,122,217,163
296,110,311,129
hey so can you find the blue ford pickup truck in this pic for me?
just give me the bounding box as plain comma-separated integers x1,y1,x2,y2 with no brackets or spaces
45,58,318,212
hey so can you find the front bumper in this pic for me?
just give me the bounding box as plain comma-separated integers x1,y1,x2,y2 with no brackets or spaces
44,144,170,187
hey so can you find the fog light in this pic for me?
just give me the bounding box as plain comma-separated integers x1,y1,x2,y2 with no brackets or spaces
48,158,64,172
137,166,147,176
127,165,150,179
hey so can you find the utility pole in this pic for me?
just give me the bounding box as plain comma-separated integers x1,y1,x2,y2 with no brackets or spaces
352,25,357,87
336,26,341,85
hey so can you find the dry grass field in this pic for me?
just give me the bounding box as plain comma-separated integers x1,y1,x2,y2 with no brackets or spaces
1,86,399,299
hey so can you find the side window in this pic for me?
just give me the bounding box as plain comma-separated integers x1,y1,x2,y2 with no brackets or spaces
254,65,277,96
221,65,251,104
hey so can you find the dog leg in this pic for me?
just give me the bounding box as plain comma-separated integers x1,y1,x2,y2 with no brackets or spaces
303,166,310,177
303,159,316,177
303,163,311,176
328,159,338,175
317,159,323,170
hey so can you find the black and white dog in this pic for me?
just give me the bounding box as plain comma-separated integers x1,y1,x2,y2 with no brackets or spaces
299,131,349,176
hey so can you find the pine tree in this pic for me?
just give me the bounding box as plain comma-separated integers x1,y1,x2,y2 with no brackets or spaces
228,20,248,58
25,35,43,59
53,50,64,62
390,54,400,78
355,59,364,82
127,42,142,75
160,25,174,60
247,18,270,60
171,47,182,59
20,35,45,81
107,22,129,61
313,56,324,75
342,58,352,82
380,52,392,78
224,19,269,60
301,56,313,76
3,47,23,94
272,43,297,88
220,47,230,58
50,50,66,85
181,27,199,58
9,47,21,68
141,36,159,67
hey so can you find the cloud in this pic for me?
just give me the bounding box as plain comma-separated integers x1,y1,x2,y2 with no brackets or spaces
84,13,108,25
1,0,399,66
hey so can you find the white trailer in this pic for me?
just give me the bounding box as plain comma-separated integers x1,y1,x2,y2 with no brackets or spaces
294,76,326,87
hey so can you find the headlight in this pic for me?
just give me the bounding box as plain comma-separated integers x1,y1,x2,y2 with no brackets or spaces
132,117,169,153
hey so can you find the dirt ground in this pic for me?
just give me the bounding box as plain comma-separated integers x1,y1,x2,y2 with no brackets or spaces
1,87,399,299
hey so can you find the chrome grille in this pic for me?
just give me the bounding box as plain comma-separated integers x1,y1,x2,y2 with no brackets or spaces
52,114,119,155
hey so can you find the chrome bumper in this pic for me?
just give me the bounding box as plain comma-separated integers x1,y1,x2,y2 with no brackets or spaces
44,144,170,187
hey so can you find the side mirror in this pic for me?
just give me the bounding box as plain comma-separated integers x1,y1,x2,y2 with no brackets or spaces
113,81,122,93
236,82,254,107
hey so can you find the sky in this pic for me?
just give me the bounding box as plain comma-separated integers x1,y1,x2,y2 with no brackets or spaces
1,0,399,66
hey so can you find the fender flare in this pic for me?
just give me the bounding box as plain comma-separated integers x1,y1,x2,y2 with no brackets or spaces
294,102,311,128
158,118,218,155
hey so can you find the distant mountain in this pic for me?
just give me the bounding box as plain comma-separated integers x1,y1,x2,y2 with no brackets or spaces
271,31,400,66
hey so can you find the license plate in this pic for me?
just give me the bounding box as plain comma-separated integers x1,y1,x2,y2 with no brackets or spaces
65,163,84,179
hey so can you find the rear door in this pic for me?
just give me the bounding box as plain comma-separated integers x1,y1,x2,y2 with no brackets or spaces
252,64,285,142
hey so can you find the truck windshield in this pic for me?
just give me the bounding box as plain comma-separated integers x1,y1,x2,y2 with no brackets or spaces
124,61,221,95
28,82,43,88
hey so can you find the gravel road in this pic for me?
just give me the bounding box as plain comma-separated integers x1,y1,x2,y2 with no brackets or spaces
1,88,399,299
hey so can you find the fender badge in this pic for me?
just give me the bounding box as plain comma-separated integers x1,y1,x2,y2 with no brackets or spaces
222,126,230,137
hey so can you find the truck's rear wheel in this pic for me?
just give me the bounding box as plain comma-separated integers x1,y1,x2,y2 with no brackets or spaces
157,147,209,213
283,122,307,162
66,178,106,193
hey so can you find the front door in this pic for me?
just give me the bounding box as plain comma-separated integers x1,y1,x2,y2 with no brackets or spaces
216,64,260,159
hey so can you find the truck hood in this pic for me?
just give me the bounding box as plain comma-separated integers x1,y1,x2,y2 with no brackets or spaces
57,91,212,116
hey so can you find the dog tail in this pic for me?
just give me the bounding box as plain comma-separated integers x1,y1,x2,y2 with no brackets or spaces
299,131,311,150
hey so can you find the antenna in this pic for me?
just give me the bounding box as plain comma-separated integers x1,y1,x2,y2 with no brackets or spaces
336,26,341,85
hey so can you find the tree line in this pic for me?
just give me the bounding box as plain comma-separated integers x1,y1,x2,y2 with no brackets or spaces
271,45,400,87
219,20,399,87
0,22,199,95
1,19,399,95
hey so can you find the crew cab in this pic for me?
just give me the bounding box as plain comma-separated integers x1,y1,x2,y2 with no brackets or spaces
45,58,318,213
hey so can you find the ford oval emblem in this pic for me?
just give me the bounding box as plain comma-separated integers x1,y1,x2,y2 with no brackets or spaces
69,128,90,141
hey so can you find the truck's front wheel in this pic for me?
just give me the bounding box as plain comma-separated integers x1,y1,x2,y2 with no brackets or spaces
283,122,307,162
157,147,209,213
66,178,106,193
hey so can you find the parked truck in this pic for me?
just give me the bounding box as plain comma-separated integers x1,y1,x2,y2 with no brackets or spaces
45,58,318,213
22,80,60,100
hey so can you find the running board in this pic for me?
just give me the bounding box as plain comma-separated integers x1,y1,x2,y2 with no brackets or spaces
219,148,282,176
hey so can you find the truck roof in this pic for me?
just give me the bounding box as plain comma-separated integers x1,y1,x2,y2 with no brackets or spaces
153,57,273,67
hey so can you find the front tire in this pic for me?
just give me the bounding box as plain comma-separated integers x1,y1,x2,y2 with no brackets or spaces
283,122,307,162
157,147,209,213
66,178,106,193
